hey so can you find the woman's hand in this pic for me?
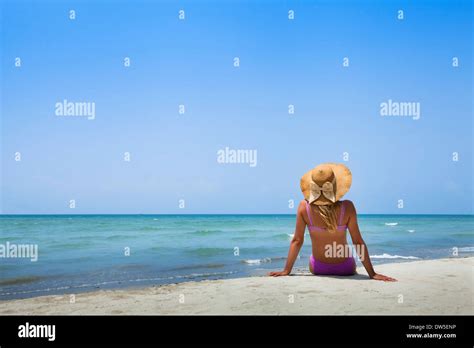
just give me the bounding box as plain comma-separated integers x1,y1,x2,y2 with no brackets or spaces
268,270,290,277
371,273,397,282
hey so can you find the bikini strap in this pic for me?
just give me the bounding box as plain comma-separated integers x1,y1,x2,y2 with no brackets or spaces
338,200,346,225
305,200,314,228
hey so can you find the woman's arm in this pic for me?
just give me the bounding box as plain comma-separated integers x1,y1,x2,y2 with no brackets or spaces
346,201,397,282
269,201,306,276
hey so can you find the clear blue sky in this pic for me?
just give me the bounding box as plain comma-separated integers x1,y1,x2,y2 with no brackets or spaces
1,0,472,214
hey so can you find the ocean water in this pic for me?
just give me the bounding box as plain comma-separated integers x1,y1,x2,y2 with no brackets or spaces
0,214,473,300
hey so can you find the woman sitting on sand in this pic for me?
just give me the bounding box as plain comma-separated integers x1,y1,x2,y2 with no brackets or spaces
269,163,396,281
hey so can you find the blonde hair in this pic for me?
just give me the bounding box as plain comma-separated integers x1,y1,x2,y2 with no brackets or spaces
316,201,340,233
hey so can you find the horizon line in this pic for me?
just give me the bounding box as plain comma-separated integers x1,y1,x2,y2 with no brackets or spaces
0,213,473,216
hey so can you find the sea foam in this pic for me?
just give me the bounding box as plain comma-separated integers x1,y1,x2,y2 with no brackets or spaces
243,257,272,265
371,253,419,259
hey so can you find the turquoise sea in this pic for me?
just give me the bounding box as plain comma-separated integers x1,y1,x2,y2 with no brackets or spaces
0,214,473,300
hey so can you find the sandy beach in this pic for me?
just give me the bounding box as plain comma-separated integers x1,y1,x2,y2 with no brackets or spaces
0,257,472,315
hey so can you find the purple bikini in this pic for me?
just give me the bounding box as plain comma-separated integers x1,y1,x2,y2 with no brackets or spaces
305,200,356,276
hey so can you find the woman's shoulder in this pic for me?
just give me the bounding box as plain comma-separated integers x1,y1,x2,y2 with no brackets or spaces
298,199,308,209
341,200,356,213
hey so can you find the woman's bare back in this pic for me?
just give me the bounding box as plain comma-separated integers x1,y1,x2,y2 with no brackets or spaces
303,200,352,264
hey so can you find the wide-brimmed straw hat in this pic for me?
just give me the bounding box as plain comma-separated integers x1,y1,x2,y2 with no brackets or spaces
300,163,352,206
